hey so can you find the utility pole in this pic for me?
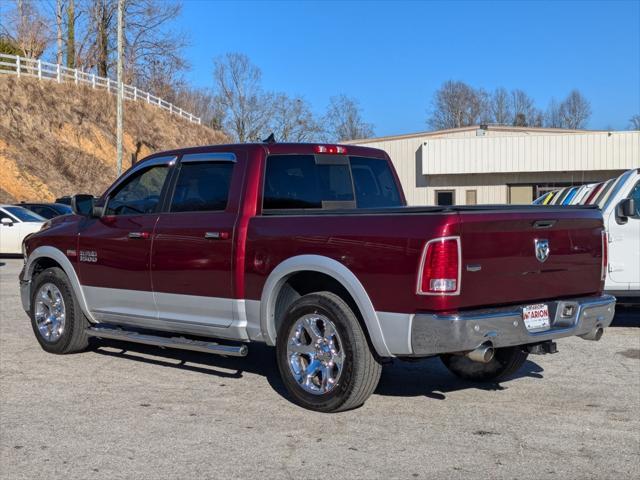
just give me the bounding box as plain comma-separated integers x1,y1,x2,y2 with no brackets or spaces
116,0,124,176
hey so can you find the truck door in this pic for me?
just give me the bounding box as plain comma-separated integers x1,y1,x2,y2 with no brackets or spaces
77,157,174,322
151,152,241,328
607,178,640,291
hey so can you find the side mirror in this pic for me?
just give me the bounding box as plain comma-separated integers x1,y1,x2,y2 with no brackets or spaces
615,198,636,224
1,217,13,226
71,194,95,216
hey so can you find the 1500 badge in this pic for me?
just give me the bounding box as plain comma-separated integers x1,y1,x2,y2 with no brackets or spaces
79,250,98,263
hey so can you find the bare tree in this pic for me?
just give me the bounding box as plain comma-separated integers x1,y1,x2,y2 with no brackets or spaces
491,87,511,125
122,0,186,88
545,98,563,128
630,114,640,130
213,52,273,142
1,0,50,58
427,80,487,130
171,86,226,130
559,89,591,129
324,95,374,141
268,94,322,142
510,89,541,127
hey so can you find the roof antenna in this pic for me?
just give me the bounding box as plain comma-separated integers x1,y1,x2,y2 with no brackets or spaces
262,133,276,144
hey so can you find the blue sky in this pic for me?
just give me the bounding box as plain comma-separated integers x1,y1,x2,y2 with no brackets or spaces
177,0,640,136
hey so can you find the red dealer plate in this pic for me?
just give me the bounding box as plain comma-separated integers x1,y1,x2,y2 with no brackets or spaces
522,304,551,332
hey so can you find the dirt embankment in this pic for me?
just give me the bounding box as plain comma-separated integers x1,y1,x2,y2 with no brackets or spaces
0,76,228,202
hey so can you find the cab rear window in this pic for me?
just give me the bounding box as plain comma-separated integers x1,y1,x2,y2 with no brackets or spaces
263,155,402,210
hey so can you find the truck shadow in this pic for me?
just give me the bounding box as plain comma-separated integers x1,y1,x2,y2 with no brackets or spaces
90,339,544,403
375,358,544,399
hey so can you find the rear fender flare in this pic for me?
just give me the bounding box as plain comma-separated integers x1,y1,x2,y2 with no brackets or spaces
24,246,96,322
259,254,392,357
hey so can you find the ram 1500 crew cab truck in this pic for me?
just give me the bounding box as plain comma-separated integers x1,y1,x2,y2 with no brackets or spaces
20,143,616,412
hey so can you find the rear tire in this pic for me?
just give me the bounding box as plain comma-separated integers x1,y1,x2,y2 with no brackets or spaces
276,291,381,412
30,267,89,354
440,346,528,382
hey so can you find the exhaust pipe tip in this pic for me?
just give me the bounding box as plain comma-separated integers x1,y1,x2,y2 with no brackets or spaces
580,325,604,341
466,344,495,363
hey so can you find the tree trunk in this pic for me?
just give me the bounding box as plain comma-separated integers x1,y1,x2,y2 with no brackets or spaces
66,0,75,68
96,0,109,77
56,0,63,65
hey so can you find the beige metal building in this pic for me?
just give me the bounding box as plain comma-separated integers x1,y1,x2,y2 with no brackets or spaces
346,125,640,205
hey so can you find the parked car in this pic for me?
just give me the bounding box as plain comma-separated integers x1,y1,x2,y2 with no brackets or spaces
593,169,640,298
54,196,72,206
19,143,615,412
0,205,44,255
18,202,73,219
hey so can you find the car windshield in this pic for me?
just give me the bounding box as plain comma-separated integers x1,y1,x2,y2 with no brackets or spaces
3,206,45,222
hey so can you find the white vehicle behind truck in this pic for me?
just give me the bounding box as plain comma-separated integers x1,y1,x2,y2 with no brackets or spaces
600,168,640,298
533,168,640,299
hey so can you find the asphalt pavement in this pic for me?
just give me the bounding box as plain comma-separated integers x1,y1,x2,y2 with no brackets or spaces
1,258,638,479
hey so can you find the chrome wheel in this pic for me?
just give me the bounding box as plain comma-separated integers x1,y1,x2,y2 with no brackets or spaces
34,283,66,343
286,313,345,395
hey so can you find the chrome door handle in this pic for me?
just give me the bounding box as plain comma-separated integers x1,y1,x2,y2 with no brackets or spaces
204,231,229,240
128,232,149,239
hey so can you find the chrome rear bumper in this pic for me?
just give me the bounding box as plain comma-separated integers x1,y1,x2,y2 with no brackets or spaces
411,295,616,356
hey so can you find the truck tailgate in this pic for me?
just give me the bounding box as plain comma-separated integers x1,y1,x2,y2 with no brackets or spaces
458,208,604,309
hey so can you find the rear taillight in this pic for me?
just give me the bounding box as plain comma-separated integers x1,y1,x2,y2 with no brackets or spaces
601,230,608,282
417,236,461,295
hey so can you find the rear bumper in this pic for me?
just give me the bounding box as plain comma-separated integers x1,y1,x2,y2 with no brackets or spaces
410,295,616,356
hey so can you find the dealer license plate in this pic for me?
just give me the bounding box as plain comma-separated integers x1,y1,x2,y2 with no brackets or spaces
522,304,550,331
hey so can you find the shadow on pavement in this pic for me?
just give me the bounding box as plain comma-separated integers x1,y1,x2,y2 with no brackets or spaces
90,339,544,405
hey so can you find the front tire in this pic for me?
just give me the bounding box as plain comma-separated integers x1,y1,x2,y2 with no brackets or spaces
276,291,381,412
440,346,528,382
30,267,89,354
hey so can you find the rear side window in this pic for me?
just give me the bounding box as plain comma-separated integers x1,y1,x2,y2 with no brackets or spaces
263,155,402,210
263,155,354,209
170,162,234,212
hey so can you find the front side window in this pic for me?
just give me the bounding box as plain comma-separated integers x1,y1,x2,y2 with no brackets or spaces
170,162,234,212
628,180,640,217
105,165,169,216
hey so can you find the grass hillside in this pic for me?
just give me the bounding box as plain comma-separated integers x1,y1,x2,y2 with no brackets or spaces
0,76,228,203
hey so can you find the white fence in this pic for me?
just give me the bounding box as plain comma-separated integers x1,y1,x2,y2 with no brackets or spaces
0,53,201,125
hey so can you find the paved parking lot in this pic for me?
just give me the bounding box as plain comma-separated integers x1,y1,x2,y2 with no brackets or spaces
1,258,638,479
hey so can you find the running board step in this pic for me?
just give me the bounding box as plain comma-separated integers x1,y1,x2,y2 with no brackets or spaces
86,327,248,357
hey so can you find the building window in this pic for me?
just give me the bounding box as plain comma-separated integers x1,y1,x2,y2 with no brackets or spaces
435,190,455,206
465,190,477,205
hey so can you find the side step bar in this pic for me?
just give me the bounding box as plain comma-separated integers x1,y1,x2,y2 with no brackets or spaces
86,326,248,357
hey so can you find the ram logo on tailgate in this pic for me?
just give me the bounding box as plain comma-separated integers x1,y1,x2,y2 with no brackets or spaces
535,239,550,263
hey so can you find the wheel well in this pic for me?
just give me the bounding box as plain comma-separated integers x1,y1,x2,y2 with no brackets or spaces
273,270,369,342
31,257,63,279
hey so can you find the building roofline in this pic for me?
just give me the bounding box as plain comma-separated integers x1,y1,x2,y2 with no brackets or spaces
343,125,613,144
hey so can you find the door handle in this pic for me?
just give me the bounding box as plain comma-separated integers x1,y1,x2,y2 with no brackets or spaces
204,231,229,240
128,232,149,239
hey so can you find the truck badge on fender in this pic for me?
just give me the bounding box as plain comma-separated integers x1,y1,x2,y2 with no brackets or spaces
535,239,550,263
79,250,98,263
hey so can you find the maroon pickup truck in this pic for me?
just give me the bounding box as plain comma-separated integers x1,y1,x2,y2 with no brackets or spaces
20,142,615,412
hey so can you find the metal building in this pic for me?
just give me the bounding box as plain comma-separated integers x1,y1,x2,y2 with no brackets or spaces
345,125,640,205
